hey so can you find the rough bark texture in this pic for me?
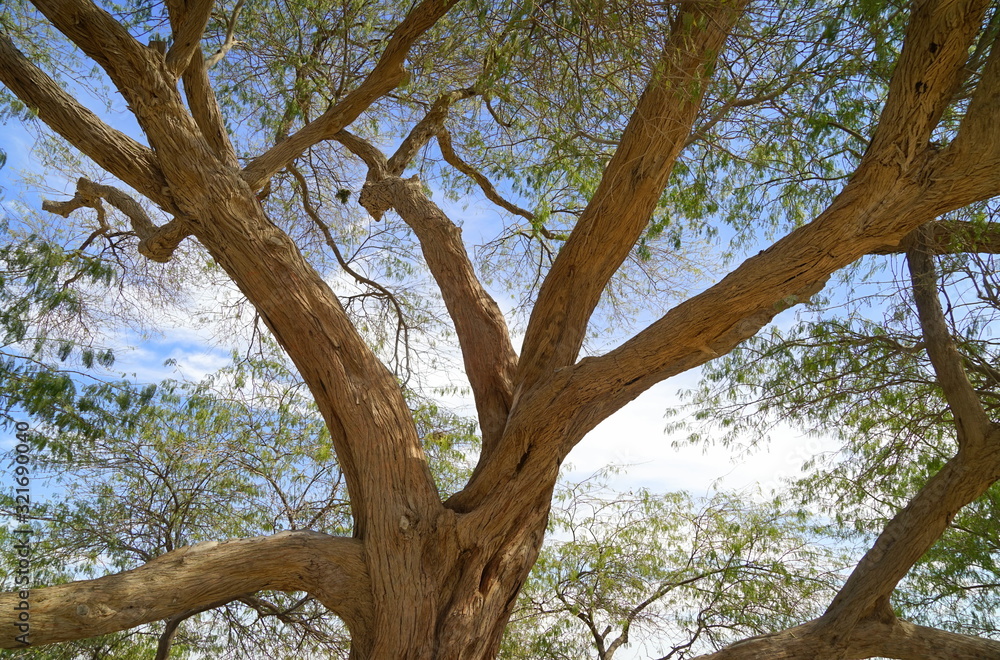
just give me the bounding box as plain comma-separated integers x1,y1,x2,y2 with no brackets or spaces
0,532,370,646
3,0,1000,657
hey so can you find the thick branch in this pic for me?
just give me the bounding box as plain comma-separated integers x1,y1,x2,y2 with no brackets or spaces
692,614,1000,659
907,223,993,446
851,618,1000,659
167,0,240,167
890,4,1000,212
165,0,214,77
241,0,459,190
820,440,1000,638
335,129,390,178
870,219,1000,255
0,531,369,648
180,46,239,167
359,176,517,453
29,0,240,212
0,32,173,210
515,0,748,392
41,178,191,262
864,0,988,172
339,118,518,449
950,11,1000,164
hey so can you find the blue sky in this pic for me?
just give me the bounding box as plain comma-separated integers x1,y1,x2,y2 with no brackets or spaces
0,109,833,504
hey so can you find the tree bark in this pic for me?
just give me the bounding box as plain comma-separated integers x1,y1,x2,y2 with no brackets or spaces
0,532,371,647
4,0,1000,657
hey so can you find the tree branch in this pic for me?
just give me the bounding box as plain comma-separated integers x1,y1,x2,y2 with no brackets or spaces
167,0,240,167
907,223,994,448
870,219,1000,255
28,0,240,209
818,440,1000,641
358,175,517,454
241,0,459,191
181,48,239,167
385,87,477,176
338,114,519,451
334,129,390,178
853,617,1000,659
452,0,996,522
515,0,748,393
863,0,988,172
30,0,179,134
165,0,215,77
154,596,235,660
205,0,246,69
949,11,1000,165
41,178,191,262
0,531,370,649
0,32,174,211
436,128,535,223
692,614,1000,659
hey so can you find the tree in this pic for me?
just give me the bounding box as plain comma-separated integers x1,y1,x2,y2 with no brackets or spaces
679,224,1000,648
500,474,843,659
4,0,1000,657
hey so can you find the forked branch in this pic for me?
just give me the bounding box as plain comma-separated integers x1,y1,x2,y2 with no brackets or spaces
31,0,178,131
166,0,240,166
864,0,987,170
386,87,478,175
241,0,460,190
165,0,215,77
42,178,191,262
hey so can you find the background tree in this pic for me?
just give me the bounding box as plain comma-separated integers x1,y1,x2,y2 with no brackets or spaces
4,0,1000,658
679,223,1000,648
499,473,842,660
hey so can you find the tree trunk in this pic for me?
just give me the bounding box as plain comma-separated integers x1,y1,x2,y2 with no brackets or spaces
346,499,549,659
7,0,1000,657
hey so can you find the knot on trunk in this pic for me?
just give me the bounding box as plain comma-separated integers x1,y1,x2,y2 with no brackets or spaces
358,179,396,221
359,176,423,222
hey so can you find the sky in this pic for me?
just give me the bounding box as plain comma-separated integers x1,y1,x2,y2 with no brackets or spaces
0,8,851,510
0,15,879,660
0,94,836,504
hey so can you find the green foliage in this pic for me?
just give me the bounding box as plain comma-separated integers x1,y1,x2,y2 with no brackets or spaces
500,469,843,659
675,244,1000,639
0,222,117,434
